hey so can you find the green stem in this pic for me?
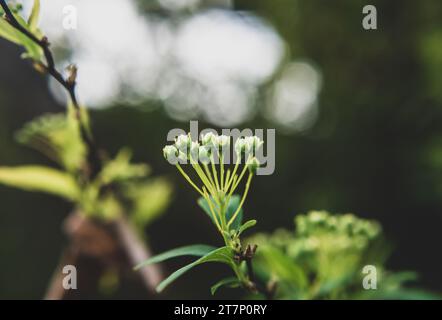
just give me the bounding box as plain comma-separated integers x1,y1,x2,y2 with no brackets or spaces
230,156,251,195
226,160,240,191
194,163,216,195
211,155,221,191
225,175,238,206
227,173,253,228
176,164,204,197
203,187,223,233
220,153,225,191
203,163,216,191
189,155,218,201
232,263,248,284
219,197,227,230
224,169,231,192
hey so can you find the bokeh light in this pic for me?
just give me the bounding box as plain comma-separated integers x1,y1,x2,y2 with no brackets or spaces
24,0,286,127
266,61,322,133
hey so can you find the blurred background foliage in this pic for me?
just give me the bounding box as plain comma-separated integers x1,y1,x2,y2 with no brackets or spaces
248,211,438,300
1,0,442,298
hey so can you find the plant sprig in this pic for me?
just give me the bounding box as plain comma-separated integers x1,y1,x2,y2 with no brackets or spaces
163,133,262,248
0,0,173,296
0,0,101,177
136,132,269,296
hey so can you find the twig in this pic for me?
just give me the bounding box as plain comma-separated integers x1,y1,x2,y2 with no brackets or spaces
1,0,75,108
239,244,276,300
243,244,258,283
0,0,101,176
0,1,162,296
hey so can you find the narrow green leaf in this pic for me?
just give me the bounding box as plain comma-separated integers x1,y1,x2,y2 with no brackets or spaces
237,219,257,236
0,13,42,61
211,277,241,295
134,244,216,270
0,18,23,44
28,0,40,32
99,148,150,184
13,13,43,61
259,246,308,289
0,166,79,201
156,246,235,292
13,11,31,30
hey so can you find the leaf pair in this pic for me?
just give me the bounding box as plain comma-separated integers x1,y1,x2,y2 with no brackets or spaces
16,107,87,173
135,245,236,293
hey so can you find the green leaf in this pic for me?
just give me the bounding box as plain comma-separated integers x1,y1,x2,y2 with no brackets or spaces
316,273,355,298
237,219,257,236
126,178,172,228
197,196,220,226
211,277,241,295
134,244,216,270
28,0,40,32
0,166,79,201
225,195,243,231
0,18,24,44
94,194,123,221
258,246,308,290
197,195,243,231
98,148,150,185
12,13,43,61
15,112,86,172
156,246,235,293
0,4,42,60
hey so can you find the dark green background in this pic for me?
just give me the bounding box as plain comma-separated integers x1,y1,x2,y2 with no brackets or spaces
1,0,442,299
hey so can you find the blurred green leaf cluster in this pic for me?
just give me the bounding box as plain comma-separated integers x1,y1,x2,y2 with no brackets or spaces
0,105,172,227
16,105,88,173
247,211,439,299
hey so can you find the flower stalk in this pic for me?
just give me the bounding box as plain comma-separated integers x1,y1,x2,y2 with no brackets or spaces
163,133,263,249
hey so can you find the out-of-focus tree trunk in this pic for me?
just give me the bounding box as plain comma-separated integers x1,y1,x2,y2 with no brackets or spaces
45,211,163,300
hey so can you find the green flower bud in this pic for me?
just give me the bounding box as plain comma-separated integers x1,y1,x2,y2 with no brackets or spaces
201,132,218,148
198,146,211,164
245,136,264,155
178,151,188,162
247,157,260,174
243,137,254,154
235,138,247,155
189,141,200,160
175,134,191,152
248,136,264,152
218,135,231,148
163,145,178,162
